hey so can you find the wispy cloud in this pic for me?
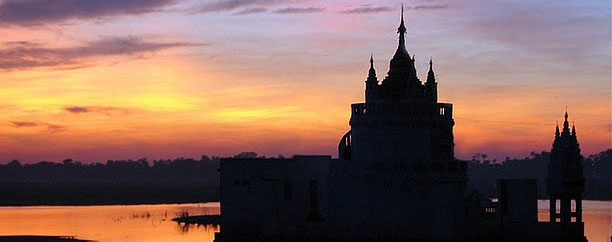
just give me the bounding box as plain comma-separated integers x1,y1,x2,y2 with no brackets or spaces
64,106,133,115
274,7,325,14
234,7,268,15
195,0,322,15
46,124,68,133
0,36,202,71
65,107,90,113
196,0,281,13
12,121,39,128
340,4,446,14
412,4,448,10
11,121,67,132
0,0,181,26
340,6,392,14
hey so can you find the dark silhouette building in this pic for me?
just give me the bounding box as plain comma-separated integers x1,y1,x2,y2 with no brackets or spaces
332,6,465,240
215,8,587,242
547,111,586,237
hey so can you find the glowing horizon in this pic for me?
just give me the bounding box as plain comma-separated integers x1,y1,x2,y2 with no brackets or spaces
0,0,610,163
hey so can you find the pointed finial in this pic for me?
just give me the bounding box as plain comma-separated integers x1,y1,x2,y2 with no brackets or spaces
426,56,436,84
368,54,376,78
397,4,406,35
572,121,576,136
562,107,570,135
555,121,560,137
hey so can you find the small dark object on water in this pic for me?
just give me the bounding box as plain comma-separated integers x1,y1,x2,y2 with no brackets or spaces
172,214,220,226
0,236,92,242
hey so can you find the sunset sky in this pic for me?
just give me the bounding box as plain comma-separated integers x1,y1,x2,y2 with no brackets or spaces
0,0,610,163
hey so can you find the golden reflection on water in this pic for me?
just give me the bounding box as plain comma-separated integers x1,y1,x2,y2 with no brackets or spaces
0,201,609,242
538,200,611,242
0,203,220,242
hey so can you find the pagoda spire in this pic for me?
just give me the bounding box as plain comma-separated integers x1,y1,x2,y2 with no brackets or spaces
390,4,409,60
562,108,570,135
365,54,379,102
387,5,412,78
427,57,436,83
555,121,560,138
368,54,376,78
397,4,406,52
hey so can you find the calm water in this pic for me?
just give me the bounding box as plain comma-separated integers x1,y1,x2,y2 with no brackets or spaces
538,200,611,242
0,203,220,242
0,201,609,242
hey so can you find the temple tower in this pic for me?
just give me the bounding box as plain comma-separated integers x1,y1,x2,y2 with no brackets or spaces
425,58,438,102
548,110,584,224
365,54,379,102
332,7,466,240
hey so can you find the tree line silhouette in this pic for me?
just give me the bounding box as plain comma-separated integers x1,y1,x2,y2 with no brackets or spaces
0,155,221,205
465,149,611,200
0,152,282,205
0,150,609,205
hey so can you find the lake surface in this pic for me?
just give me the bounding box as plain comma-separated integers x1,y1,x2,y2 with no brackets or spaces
538,200,611,242
0,201,609,242
0,203,220,242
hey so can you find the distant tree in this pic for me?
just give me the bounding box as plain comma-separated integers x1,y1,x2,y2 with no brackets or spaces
234,152,258,159
7,159,21,168
63,159,73,165
138,158,149,167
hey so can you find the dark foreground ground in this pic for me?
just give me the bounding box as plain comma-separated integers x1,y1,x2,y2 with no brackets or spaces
0,236,91,242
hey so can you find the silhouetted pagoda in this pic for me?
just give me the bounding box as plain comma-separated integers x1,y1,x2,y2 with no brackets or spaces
547,111,586,239
215,8,588,242
334,6,464,240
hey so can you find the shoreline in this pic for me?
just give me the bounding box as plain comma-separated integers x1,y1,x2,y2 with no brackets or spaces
2,198,612,207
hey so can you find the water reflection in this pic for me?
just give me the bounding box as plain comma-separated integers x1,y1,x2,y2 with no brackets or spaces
0,201,608,242
0,203,220,242
538,200,611,242
177,223,219,235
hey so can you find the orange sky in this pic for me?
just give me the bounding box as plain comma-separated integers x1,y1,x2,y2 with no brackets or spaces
0,0,610,163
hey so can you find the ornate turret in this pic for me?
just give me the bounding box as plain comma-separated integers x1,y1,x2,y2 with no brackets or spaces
382,6,421,100
335,7,463,241
395,5,408,59
368,54,377,79
389,5,412,73
548,110,584,226
365,54,379,102
425,58,438,102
